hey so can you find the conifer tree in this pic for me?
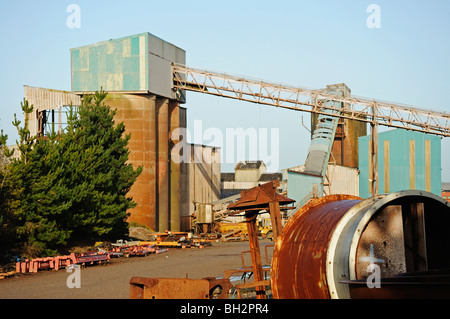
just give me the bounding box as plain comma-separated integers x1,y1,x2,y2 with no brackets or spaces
62,90,142,242
0,129,15,258
6,91,141,257
7,100,71,256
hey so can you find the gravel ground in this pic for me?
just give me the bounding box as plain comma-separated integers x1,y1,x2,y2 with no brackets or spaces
0,240,274,299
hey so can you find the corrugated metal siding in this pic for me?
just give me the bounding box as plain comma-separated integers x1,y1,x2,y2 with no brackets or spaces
358,129,441,198
24,85,81,110
24,85,82,136
71,33,147,93
185,144,221,216
325,164,359,196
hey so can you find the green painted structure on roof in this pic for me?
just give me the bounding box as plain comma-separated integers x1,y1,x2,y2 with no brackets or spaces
70,32,186,101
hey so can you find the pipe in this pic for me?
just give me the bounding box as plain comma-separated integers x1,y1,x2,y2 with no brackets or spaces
271,190,450,299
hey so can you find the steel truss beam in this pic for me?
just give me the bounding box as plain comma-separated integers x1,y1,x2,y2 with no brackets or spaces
173,64,450,137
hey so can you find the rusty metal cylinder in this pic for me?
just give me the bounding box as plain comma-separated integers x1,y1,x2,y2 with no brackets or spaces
271,191,450,299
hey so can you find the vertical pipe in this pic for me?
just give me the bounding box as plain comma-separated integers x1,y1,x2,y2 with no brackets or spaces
169,101,181,231
157,98,170,231
370,104,379,197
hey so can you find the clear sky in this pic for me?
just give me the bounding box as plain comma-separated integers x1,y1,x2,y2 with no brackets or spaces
0,1,449,180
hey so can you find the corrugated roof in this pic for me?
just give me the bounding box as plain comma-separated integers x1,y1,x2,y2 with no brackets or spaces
259,173,282,182
235,160,265,170
221,173,235,182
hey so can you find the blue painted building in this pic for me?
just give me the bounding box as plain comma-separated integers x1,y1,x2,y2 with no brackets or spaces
359,129,441,198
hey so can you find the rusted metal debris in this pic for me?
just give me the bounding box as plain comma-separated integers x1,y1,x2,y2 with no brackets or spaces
128,245,274,299
129,277,233,299
15,252,111,274
16,254,78,273
128,181,293,300
227,181,295,299
0,271,15,279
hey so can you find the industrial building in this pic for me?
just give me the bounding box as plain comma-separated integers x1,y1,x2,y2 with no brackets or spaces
221,161,282,198
283,163,359,206
22,33,221,232
70,32,185,100
14,31,450,299
358,129,441,198
21,32,447,232
180,144,221,231
69,33,186,232
310,83,367,168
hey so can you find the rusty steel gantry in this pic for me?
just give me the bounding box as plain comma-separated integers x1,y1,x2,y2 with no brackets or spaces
172,63,450,197
172,63,450,137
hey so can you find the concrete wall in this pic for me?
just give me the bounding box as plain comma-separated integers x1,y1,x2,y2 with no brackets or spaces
235,169,259,183
104,93,158,229
104,93,187,231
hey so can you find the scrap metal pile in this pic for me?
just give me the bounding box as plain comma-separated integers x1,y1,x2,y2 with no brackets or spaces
7,231,210,277
192,192,291,242
130,181,295,299
15,252,109,274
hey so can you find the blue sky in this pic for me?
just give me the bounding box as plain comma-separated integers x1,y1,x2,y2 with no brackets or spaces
0,1,449,180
